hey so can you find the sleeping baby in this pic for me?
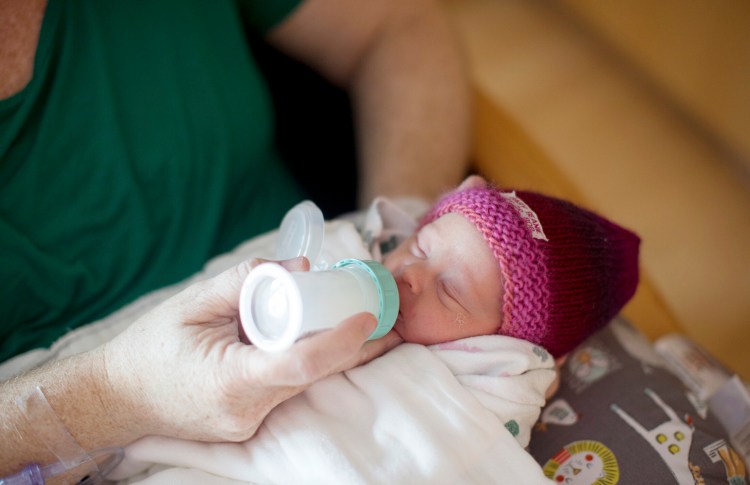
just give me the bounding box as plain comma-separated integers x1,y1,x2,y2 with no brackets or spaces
380,175,640,358
113,176,640,484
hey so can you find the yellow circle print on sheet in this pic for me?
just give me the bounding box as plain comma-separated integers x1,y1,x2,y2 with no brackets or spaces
543,440,620,484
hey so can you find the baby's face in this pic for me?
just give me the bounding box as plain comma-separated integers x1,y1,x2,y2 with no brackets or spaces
383,213,503,345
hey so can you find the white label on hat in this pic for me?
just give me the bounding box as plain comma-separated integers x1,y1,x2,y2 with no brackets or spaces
501,191,549,241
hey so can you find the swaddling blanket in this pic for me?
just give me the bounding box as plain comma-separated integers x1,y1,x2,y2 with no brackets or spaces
115,336,555,484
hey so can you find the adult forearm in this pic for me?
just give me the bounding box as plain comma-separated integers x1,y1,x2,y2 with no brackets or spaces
0,348,141,477
352,0,472,206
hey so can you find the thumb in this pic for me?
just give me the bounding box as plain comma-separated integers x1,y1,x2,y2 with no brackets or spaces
190,259,257,316
195,257,308,320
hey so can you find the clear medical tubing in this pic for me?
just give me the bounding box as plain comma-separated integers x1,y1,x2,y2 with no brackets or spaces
0,447,124,484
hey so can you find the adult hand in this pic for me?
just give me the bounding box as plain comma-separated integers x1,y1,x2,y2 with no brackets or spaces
103,257,402,443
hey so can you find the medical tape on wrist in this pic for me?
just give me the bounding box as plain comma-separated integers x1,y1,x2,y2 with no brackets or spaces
15,386,100,479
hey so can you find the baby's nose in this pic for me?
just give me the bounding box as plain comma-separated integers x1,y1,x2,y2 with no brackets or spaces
398,264,423,294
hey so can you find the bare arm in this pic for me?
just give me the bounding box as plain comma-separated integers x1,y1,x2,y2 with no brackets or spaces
267,0,472,206
0,349,137,478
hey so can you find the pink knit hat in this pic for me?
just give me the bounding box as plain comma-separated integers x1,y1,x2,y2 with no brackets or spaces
420,185,640,357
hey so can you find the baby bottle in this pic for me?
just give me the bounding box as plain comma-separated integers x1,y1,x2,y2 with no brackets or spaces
239,201,399,352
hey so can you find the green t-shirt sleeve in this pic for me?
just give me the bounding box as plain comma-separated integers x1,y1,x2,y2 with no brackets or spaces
237,0,303,34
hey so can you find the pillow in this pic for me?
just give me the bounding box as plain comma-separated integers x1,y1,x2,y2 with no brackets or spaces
529,318,746,484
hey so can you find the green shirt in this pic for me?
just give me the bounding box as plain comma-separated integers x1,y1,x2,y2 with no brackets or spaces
0,0,305,361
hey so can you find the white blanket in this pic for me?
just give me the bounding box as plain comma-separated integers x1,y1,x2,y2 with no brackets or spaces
115,337,554,484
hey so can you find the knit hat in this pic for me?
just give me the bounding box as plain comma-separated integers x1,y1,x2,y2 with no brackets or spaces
420,185,640,357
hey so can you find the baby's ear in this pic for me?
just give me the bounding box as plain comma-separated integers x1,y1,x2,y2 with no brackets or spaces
456,175,487,192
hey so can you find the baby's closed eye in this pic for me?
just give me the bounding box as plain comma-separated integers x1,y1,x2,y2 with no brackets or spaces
410,240,426,258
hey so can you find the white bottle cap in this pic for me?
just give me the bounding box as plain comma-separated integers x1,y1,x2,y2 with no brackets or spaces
275,200,325,266
240,263,304,352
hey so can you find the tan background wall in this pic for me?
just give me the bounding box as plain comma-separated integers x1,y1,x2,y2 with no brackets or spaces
561,0,750,172
442,0,750,379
